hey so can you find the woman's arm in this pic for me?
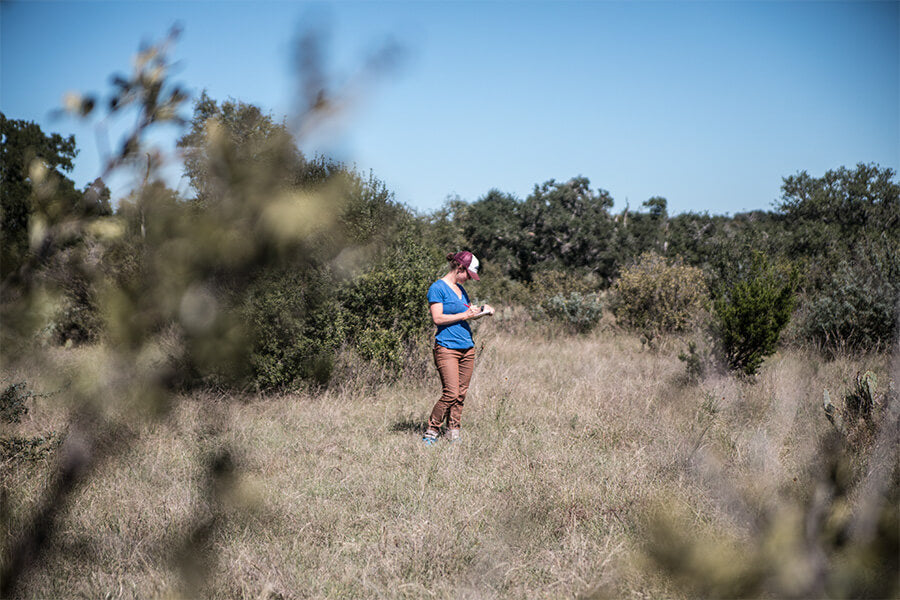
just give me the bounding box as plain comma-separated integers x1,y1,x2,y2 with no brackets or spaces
430,302,481,326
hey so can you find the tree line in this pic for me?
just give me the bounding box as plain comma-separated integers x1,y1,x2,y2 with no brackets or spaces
2,94,898,389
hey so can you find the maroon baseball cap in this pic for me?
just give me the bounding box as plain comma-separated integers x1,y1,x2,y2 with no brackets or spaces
452,251,480,280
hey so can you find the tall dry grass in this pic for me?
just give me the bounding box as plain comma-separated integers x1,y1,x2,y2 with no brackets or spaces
2,320,895,598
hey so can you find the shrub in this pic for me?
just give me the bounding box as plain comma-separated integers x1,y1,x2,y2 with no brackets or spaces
611,252,708,344
1,381,33,423
713,252,797,376
353,327,402,367
524,270,603,333
798,247,899,352
535,292,603,334
48,284,102,345
30,245,105,346
0,433,63,462
241,266,344,390
339,236,440,371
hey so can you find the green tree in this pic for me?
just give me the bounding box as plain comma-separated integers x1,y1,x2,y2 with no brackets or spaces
776,164,900,350
714,252,797,376
0,113,80,277
80,177,112,217
338,169,413,247
776,163,899,254
519,176,616,280
666,212,718,267
176,91,308,206
459,189,523,278
617,196,670,263
643,195,667,219
639,196,668,253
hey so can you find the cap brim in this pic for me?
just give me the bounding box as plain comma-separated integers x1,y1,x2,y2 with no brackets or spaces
467,269,480,281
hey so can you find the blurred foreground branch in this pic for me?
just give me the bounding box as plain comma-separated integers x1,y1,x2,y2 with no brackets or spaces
1,24,403,596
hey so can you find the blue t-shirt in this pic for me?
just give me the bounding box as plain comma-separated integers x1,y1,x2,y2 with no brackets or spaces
427,279,474,349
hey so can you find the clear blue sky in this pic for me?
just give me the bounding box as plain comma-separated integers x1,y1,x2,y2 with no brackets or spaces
2,1,898,215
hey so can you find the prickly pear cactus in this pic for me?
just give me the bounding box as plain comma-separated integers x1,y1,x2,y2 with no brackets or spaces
845,370,878,422
823,388,845,434
863,371,877,403
824,370,883,449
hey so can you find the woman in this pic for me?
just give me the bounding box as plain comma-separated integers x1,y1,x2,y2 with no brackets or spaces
423,251,494,445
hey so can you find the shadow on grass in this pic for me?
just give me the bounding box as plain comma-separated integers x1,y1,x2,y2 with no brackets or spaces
390,419,427,435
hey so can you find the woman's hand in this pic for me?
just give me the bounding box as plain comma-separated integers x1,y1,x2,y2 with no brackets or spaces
464,304,496,321
463,305,482,320
430,302,482,325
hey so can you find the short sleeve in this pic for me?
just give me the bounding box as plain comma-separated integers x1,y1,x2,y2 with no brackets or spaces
427,281,444,304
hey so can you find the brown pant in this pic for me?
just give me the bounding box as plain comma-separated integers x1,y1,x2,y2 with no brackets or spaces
428,345,476,431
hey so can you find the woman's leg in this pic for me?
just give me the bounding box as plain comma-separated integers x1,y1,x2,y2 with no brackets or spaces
448,347,475,430
428,346,461,432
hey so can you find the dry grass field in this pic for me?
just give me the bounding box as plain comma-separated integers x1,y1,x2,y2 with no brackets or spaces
2,319,896,599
